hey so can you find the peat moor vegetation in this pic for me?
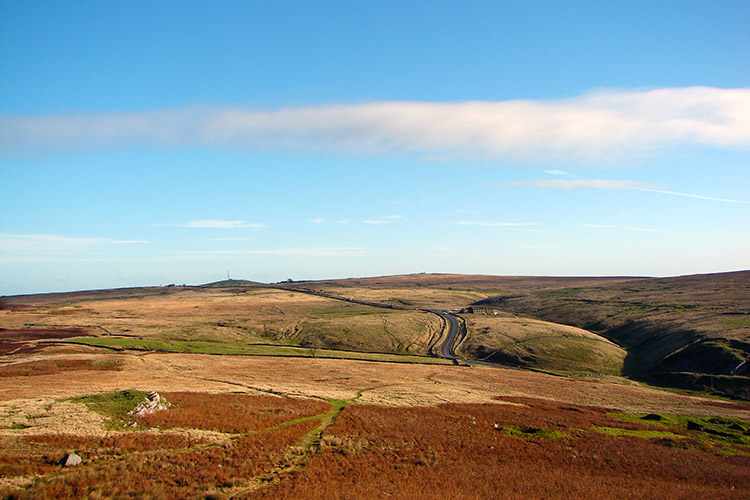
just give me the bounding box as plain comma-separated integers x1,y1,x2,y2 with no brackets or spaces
0,271,748,498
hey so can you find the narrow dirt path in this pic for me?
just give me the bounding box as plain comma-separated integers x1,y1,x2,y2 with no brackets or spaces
228,386,388,497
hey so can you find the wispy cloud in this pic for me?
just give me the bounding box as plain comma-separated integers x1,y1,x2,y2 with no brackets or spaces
310,218,325,224
179,247,365,257
0,246,366,264
636,188,749,204
4,247,368,264
543,169,575,176
3,87,748,161
581,224,688,236
0,234,148,253
493,179,748,203
495,179,655,190
210,237,256,241
456,221,540,228
176,220,266,229
361,215,404,225
521,245,566,250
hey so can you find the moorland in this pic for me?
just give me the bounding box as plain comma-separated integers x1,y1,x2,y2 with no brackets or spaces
0,271,748,499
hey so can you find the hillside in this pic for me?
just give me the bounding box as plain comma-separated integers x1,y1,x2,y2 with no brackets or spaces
458,313,626,375
1,273,750,498
286,271,749,398
0,286,445,364
470,271,750,398
2,271,748,398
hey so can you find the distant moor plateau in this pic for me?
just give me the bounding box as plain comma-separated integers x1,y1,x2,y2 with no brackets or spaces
1,271,748,499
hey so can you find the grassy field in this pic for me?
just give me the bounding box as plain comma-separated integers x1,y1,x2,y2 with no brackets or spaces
0,286,443,362
283,271,749,396
0,272,748,497
2,271,747,391
458,314,626,375
467,271,750,397
61,336,451,365
1,344,749,498
2,382,747,499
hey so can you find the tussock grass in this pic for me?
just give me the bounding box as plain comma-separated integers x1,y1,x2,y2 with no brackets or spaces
63,337,452,364
70,389,149,428
2,391,334,499
590,425,685,440
494,424,568,439
611,412,750,447
460,315,626,374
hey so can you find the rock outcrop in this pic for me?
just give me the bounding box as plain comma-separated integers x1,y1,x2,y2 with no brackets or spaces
59,453,82,467
127,391,170,417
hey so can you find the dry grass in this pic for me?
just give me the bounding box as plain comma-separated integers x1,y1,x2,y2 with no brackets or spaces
0,399,109,438
305,284,492,310
1,275,748,497
0,287,441,358
297,305,440,353
0,391,333,499
2,353,748,418
470,271,750,376
2,420,321,499
289,271,749,397
1,351,749,498
459,315,626,374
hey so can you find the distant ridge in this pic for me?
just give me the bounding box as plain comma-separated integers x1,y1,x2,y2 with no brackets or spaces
200,279,260,287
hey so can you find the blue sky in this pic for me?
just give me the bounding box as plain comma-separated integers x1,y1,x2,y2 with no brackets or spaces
1,0,749,295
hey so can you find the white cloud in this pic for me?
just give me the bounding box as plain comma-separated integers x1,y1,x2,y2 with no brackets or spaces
581,224,688,236
494,179,748,203
495,179,656,190
456,221,540,228
211,237,256,241
0,234,148,253
636,188,749,204
543,169,574,176
178,220,266,229
310,218,325,224
3,87,748,161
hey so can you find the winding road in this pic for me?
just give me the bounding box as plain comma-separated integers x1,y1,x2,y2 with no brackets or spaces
274,285,465,363
431,311,461,361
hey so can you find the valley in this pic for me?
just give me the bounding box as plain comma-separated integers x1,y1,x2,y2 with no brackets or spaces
0,271,748,499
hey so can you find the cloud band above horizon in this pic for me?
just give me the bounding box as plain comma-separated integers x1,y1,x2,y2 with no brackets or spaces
2,87,749,162
492,179,749,204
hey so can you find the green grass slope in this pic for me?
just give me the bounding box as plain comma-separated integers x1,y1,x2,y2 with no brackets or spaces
458,314,626,375
472,271,750,398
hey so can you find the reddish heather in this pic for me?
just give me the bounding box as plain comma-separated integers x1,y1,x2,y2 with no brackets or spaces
247,398,750,500
5,419,320,499
0,327,93,355
0,359,121,377
137,392,332,433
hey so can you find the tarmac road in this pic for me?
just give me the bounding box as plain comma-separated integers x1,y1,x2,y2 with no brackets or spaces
275,285,467,363
432,311,461,361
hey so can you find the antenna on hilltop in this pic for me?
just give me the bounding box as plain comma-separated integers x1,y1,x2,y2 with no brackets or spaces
227,270,231,281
